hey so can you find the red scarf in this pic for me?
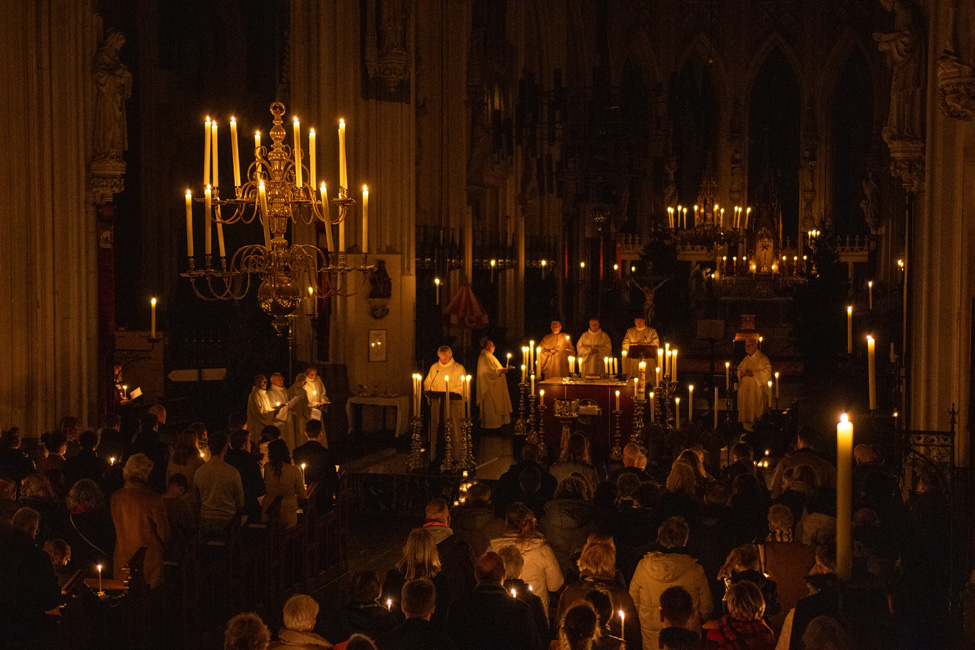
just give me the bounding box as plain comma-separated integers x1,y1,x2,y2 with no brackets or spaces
706,616,774,650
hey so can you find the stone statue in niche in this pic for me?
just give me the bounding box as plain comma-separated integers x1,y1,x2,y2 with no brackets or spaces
661,157,678,209
368,259,392,319
93,31,132,162
364,0,410,100
860,169,881,233
874,0,926,142
729,141,745,206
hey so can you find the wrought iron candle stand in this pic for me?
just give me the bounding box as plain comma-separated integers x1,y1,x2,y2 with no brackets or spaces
406,416,426,473
630,399,647,447
527,393,538,438
461,416,475,472
611,408,623,461
531,401,548,457
514,381,529,434
440,418,457,473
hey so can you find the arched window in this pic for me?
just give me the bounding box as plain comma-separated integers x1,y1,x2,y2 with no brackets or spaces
830,49,873,236
672,54,717,206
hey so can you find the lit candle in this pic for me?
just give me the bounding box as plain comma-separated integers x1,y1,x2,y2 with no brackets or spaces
362,185,369,254
675,396,681,426
321,183,334,251
230,116,240,187
568,356,575,375
511,588,517,598
308,128,316,188
434,278,441,304
767,380,773,406
184,190,194,258
619,610,625,641
444,375,449,406
254,130,261,156
338,118,348,191
150,297,157,338
530,374,535,395
204,116,211,186
211,120,219,189
688,385,693,421
537,346,542,378
655,366,660,388
258,180,271,247
847,306,853,354
867,335,876,410
506,352,512,367
664,343,670,375
293,117,303,188
109,456,116,466
774,371,780,399
714,387,719,429
615,390,620,411
215,205,226,258
521,364,526,383
649,391,655,422
725,361,730,390
744,207,751,229
204,184,212,255
300,462,307,487
97,563,103,595
386,598,392,610
672,349,678,382
836,414,853,581
638,362,646,398
529,340,535,370
657,348,664,382
540,390,545,408
868,280,873,310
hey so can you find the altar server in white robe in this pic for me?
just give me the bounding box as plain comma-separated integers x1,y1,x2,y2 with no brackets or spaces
621,316,659,378
247,375,280,443
289,364,329,447
736,337,772,431
539,320,575,379
423,346,466,462
267,372,296,450
576,319,612,376
477,339,512,430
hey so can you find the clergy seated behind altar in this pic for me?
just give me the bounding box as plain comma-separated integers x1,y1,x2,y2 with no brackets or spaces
290,364,329,448
539,320,575,379
622,317,659,378
736,337,771,432
576,319,612,377
423,346,466,464
477,339,512,431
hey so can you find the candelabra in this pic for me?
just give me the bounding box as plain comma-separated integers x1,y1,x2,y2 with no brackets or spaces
630,399,646,447
514,381,528,434
440,418,457,473
462,417,475,472
530,401,548,457
527,393,538,437
406,416,426,473
180,102,374,336
611,408,623,461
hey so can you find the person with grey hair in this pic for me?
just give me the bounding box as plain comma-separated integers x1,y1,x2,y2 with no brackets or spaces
225,612,270,650
422,346,466,464
268,594,332,648
110,453,170,588
629,517,712,650
497,544,549,641
65,479,115,575
0,507,61,646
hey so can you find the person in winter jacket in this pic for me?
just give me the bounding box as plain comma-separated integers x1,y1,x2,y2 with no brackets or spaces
489,502,564,616
628,517,712,650
540,476,597,573
706,580,774,650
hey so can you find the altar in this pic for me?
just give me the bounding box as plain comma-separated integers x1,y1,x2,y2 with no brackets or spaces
539,377,637,458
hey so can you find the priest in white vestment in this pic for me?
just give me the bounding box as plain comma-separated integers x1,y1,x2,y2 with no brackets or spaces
267,372,296,450
576,319,612,376
539,320,575,379
246,375,280,442
423,346,466,463
621,316,659,378
476,339,512,430
289,364,329,447
737,337,772,431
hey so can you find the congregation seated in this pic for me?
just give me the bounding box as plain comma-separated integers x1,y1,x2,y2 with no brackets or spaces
449,482,504,556
761,505,815,631
769,428,836,498
688,481,736,607
775,464,817,530
268,594,332,649
20,473,68,545
0,428,36,484
495,442,557,516
539,475,597,573
717,544,780,622
607,443,651,487
124,413,171,494
729,474,771,544
0,477,19,522
421,499,476,603
658,464,699,528
550,433,599,493
225,612,271,650
37,430,68,475
613,481,663,584
0,508,60,647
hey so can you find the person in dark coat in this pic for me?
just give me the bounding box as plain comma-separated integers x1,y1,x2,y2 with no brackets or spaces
321,570,404,644
445,551,541,650
449,483,504,556
375,578,456,650
613,482,663,584
64,479,115,577
383,529,452,630
497,544,550,642
494,443,557,515
0,428,35,485
0,511,61,646
419,499,476,605
729,474,770,545
124,413,170,494
689,481,737,610
96,413,127,465
63,429,110,488
224,429,266,520
292,420,340,514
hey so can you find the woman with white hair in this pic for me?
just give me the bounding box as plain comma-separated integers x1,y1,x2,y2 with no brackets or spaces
110,453,170,588
268,594,332,648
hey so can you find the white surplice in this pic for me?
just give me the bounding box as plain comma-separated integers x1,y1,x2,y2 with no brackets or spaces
576,329,612,376
539,332,575,379
737,350,772,430
423,359,466,461
621,326,659,377
476,350,512,429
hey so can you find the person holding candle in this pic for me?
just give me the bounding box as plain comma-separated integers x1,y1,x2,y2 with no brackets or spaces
476,339,513,431
267,372,296,451
289,364,330,448
621,316,659,379
293,420,339,514
576,319,612,377
735,336,771,433
246,374,286,446
423,346,466,465
539,320,576,379
261,439,307,529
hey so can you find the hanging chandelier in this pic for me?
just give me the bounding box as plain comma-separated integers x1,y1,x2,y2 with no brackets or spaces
180,101,374,335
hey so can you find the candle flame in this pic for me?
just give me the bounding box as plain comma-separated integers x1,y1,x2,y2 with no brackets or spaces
185,189,191,197
363,184,368,192
619,610,625,619
840,413,849,423
206,116,211,123
340,119,346,127
151,297,157,306
230,116,236,125
309,128,315,136
867,335,874,342
294,116,299,124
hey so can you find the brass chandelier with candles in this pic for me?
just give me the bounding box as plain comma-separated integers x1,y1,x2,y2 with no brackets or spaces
180,101,374,336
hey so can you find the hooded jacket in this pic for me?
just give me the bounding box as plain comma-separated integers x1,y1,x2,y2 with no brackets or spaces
538,497,597,572
628,551,713,650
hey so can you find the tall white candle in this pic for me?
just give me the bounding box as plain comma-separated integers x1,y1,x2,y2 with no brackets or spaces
540,389,545,408
211,120,219,188
204,117,211,186
672,349,678,382
836,414,853,580
338,118,348,191
435,278,441,304
321,183,334,251
530,374,535,395
649,391,655,422
688,385,693,420
868,281,873,310
568,356,575,375
293,117,303,188
675,397,680,426
150,297,157,338
867,335,877,410
725,361,731,390
204,185,213,255
254,130,261,157
309,128,316,188
258,181,270,248
230,117,240,187
615,390,620,411
537,346,542,378
184,190,194,258
529,341,535,370
215,206,226,258
362,185,369,254
847,306,853,354
774,371,780,399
